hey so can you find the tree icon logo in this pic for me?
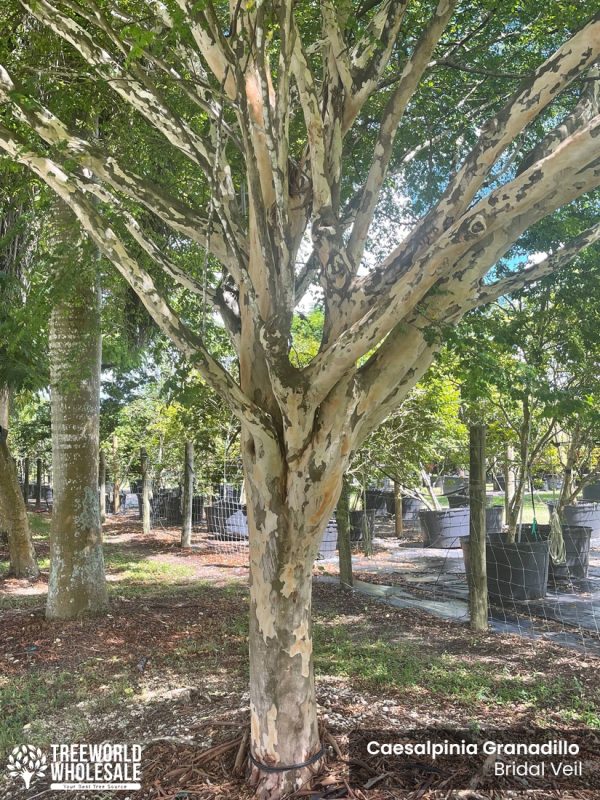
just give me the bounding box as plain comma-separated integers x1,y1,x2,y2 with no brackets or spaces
6,745,48,789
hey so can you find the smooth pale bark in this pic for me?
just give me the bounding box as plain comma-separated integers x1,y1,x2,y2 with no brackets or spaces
140,448,151,535
181,440,193,547
0,428,40,580
99,449,106,523
47,274,107,619
468,424,488,631
337,476,353,588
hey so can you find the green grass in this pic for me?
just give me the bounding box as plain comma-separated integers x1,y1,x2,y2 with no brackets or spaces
0,662,137,756
313,626,600,727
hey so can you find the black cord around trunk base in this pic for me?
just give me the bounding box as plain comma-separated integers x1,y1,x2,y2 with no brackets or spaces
248,744,325,773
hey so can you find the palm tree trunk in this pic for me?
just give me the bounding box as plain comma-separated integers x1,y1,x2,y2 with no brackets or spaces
46,272,107,618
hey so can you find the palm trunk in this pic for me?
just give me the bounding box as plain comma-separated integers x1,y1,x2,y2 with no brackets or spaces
47,273,107,619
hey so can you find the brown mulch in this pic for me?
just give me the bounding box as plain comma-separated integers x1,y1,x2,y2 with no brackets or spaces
2,520,600,799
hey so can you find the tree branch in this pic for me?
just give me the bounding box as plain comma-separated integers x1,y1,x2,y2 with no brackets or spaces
471,221,600,308
346,0,458,271
0,123,273,441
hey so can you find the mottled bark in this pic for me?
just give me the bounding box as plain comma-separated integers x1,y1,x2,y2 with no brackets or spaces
0,427,40,580
243,428,345,799
47,272,107,619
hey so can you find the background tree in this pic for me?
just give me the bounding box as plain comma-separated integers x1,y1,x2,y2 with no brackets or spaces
1,3,600,796
0,162,41,579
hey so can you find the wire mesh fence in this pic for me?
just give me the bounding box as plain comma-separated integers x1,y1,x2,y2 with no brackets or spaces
96,453,600,656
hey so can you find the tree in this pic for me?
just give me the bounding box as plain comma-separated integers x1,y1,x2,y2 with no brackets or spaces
1,3,600,795
0,163,40,580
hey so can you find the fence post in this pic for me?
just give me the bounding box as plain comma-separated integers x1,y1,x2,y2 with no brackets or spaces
140,447,151,534
99,449,106,523
35,458,42,509
469,423,488,631
181,441,194,547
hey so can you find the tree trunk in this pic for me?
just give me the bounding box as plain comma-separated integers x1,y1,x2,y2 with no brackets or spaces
112,433,121,513
47,274,107,619
243,435,340,799
140,447,151,534
394,481,404,537
35,458,42,509
0,427,40,580
99,449,106,523
556,430,580,515
506,401,531,542
468,424,488,631
181,440,193,547
22,456,30,505
337,475,353,588
504,443,515,520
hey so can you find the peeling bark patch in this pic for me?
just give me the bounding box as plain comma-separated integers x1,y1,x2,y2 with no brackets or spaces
289,619,312,678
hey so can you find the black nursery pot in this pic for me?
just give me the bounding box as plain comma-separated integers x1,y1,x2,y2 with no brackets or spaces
547,501,600,542
546,525,592,581
419,507,469,548
349,509,375,542
486,531,549,602
486,505,504,534
205,504,226,535
583,482,600,503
